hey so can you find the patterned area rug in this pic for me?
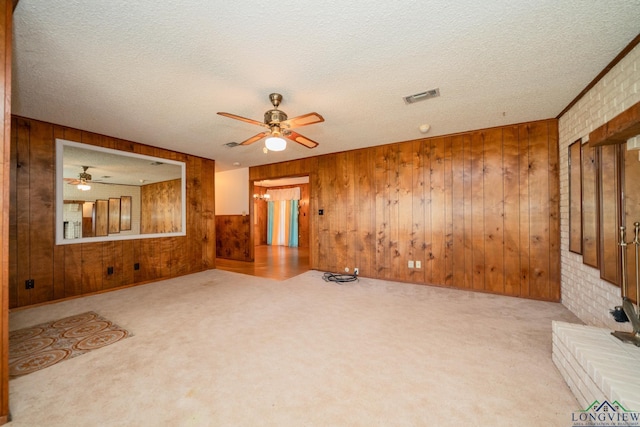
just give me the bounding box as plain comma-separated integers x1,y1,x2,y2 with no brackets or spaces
9,311,131,379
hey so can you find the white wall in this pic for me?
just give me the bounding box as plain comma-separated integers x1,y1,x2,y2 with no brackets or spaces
215,168,249,215
559,43,640,329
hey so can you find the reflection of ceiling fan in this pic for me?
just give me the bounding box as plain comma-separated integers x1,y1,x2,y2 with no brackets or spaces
217,93,324,151
64,166,93,190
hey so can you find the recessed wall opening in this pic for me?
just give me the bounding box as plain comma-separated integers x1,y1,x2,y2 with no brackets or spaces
216,175,310,280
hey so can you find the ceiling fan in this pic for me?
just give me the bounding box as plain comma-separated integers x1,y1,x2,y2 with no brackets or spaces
217,93,324,151
64,166,93,191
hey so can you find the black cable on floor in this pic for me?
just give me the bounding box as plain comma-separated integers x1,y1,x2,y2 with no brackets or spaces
322,272,359,283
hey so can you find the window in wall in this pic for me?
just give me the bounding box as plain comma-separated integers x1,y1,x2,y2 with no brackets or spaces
581,142,598,268
569,139,582,254
598,144,621,285
623,142,640,303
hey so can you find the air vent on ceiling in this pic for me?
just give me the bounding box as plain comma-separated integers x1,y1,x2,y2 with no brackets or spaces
224,142,240,148
403,88,440,105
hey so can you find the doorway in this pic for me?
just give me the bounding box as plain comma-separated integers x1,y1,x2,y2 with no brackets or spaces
217,175,310,280
253,176,310,277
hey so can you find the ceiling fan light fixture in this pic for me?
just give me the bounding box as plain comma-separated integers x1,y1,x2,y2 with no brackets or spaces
77,179,91,191
218,93,323,150
265,136,286,152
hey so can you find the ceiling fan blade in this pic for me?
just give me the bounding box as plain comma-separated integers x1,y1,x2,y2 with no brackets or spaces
281,112,324,129
64,178,81,185
240,131,271,146
285,131,319,149
217,112,268,128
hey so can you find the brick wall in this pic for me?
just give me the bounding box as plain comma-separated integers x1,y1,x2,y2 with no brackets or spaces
559,43,640,329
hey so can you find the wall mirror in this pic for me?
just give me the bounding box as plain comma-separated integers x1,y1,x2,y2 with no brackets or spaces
56,139,186,245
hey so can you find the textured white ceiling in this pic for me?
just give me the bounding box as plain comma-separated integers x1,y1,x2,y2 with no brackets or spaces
11,0,640,171
63,143,182,186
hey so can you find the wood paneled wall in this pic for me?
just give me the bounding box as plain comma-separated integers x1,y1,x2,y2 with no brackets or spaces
141,178,182,234
250,119,560,301
9,116,216,308
215,215,251,261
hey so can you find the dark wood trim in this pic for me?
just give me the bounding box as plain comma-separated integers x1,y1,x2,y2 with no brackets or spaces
249,180,255,262
589,101,640,147
0,0,10,422
557,33,640,119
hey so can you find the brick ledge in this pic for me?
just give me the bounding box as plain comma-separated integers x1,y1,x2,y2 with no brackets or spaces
552,321,640,411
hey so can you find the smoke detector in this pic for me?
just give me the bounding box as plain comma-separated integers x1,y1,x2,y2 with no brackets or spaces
403,88,440,105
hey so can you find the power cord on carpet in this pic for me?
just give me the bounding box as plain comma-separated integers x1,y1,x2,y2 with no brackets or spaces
322,272,359,283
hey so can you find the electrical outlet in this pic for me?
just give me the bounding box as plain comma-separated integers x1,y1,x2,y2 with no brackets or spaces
107,266,114,275
134,263,140,271
345,267,350,273
415,260,421,269
408,260,414,269
25,279,34,290
354,268,359,275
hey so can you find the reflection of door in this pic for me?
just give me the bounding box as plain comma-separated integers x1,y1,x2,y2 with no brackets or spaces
95,200,109,236
82,201,94,237
108,198,121,234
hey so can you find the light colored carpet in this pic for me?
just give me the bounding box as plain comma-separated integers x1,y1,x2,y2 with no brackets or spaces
8,269,581,426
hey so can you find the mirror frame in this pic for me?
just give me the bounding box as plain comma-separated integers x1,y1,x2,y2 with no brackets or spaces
55,139,187,245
